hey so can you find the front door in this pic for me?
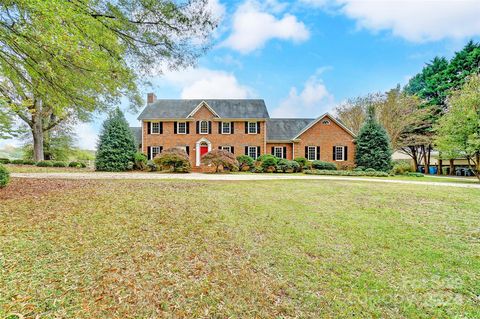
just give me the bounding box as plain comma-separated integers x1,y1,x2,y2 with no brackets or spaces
200,145,209,157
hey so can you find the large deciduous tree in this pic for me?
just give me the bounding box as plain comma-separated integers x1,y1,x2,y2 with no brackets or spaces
0,0,216,160
435,75,480,181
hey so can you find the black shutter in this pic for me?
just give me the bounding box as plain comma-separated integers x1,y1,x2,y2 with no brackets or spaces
218,146,222,150
305,146,308,159
186,122,190,134
245,146,248,155
344,146,348,161
245,122,248,133
186,146,189,155
147,146,151,160
196,121,199,134
271,147,275,155
174,122,177,134
283,147,287,159
316,146,320,160
218,122,222,134
231,146,235,154
208,121,212,134
257,122,261,134
147,122,151,134
160,146,163,153
257,146,261,157
333,146,336,160
231,122,234,134
159,122,163,134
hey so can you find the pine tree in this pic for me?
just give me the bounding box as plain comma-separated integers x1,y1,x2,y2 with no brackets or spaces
354,106,392,171
95,108,136,171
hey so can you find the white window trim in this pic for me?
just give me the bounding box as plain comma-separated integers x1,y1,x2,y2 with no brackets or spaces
150,122,160,134
177,121,187,134
274,147,283,158
222,122,231,134
151,146,161,159
248,121,257,134
221,146,232,153
248,146,258,159
335,146,345,161
307,146,317,161
199,120,209,134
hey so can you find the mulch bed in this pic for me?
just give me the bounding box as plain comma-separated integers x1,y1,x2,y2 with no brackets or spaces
0,178,93,200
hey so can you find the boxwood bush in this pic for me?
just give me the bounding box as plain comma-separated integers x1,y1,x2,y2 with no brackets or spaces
23,160,36,165
36,161,54,167
256,154,279,172
52,161,67,167
304,169,389,177
277,159,300,173
11,159,24,165
0,163,9,188
0,158,10,164
236,155,254,171
311,160,337,170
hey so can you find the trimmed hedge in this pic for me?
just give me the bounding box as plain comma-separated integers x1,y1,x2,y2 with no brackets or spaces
52,161,67,167
0,163,9,188
0,158,10,164
237,155,254,171
68,161,87,168
277,159,300,173
11,159,24,165
311,161,337,170
36,161,54,167
23,160,36,165
304,169,389,177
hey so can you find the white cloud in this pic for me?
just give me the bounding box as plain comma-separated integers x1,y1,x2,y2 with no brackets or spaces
302,0,480,42
162,67,254,99
272,71,334,118
207,0,226,20
75,122,98,150
220,0,310,54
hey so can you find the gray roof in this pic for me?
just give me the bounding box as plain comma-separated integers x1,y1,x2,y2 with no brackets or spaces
137,99,269,120
129,127,142,146
266,118,314,141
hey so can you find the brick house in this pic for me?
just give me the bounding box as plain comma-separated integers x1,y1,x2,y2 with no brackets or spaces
130,94,355,170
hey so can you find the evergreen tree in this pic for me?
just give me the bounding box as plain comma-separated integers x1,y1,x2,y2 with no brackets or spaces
354,106,392,171
95,108,136,171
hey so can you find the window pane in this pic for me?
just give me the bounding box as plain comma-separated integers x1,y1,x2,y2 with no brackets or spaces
221,146,231,153
152,122,159,133
200,121,208,134
274,147,283,158
152,146,160,159
308,146,316,161
178,122,186,133
222,122,231,134
335,146,344,161
248,146,257,159
248,122,257,134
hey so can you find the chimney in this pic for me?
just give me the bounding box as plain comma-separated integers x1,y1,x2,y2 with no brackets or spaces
147,92,157,104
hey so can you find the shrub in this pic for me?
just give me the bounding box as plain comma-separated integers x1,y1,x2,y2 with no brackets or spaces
154,148,191,173
0,164,9,188
237,155,254,171
390,160,413,175
201,150,239,173
69,161,81,168
52,161,67,167
0,158,10,164
36,161,54,167
405,172,424,177
294,157,308,167
256,154,279,171
23,160,36,165
304,169,389,177
337,163,355,171
95,108,136,171
133,152,148,171
311,160,337,170
353,166,365,171
252,166,264,173
147,160,158,172
277,159,300,173
365,168,376,172
11,159,24,165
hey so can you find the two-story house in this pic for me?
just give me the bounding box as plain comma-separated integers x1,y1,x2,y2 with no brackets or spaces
130,93,356,170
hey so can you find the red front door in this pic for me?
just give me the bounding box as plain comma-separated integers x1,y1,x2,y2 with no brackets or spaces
200,145,209,157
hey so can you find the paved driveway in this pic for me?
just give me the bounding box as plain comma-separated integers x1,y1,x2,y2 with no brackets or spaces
10,172,480,189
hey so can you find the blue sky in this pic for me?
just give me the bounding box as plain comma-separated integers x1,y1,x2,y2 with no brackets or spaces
2,0,480,150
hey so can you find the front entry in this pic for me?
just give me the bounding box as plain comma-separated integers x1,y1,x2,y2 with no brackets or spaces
200,144,209,157
195,137,212,166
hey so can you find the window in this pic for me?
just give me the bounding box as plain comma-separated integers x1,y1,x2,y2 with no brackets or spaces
222,122,231,134
248,146,258,159
199,120,209,134
177,122,186,134
322,119,331,125
151,122,160,134
151,146,161,159
335,146,345,161
221,146,232,153
274,147,283,159
248,122,257,134
307,146,317,161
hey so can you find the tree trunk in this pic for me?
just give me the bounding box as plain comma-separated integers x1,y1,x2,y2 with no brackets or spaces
410,146,419,172
425,144,431,174
438,159,442,175
449,159,455,176
32,99,45,161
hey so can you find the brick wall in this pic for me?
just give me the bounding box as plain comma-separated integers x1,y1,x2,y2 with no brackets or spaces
265,143,294,160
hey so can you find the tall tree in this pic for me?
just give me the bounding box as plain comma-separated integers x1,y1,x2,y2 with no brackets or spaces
354,106,392,172
435,74,480,181
95,108,136,171
0,0,216,160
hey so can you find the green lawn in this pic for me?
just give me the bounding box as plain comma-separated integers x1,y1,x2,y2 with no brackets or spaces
4,164,93,173
1,178,479,318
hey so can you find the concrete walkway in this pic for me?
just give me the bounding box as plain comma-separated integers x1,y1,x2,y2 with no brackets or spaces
11,172,480,189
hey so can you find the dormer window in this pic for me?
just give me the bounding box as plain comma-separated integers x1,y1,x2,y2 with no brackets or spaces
199,120,209,134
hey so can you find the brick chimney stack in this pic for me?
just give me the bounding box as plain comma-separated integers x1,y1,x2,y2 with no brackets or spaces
147,92,157,104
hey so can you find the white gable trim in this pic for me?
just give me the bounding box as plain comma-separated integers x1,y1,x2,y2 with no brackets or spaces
187,101,220,118
293,113,356,139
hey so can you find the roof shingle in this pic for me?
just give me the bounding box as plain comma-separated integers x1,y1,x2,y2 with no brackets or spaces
266,118,314,141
